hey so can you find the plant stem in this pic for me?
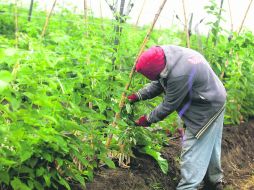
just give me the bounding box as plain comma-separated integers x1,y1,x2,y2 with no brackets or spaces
106,0,168,148
213,0,224,46
238,0,253,35
182,0,190,48
41,0,57,37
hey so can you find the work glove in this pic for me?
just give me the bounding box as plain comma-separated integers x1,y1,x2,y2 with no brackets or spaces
135,115,151,127
127,93,139,104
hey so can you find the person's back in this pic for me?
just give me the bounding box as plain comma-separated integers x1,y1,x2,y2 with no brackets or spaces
160,45,226,136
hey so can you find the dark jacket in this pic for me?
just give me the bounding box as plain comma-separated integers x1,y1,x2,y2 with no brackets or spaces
136,45,227,136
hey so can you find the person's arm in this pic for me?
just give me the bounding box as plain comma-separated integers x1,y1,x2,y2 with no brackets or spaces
148,74,194,123
136,81,164,101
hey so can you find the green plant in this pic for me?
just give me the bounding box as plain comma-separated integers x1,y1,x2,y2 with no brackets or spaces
204,0,225,46
1,1,254,189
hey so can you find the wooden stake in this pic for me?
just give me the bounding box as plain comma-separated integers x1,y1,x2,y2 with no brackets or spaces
106,0,168,148
227,0,233,32
28,0,34,21
135,0,146,27
238,0,253,35
41,0,57,37
84,0,87,21
99,0,104,30
14,0,19,48
182,0,190,48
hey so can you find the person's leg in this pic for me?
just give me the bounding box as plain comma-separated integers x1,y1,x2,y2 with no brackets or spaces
177,113,224,190
206,111,224,184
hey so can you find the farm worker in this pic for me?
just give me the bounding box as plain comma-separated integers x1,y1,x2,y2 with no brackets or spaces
128,45,226,190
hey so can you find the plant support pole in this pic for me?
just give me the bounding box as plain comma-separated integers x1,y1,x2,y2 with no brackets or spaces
28,0,34,21
84,0,87,20
14,0,19,48
106,0,168,147
227,0,233,32
135,0,146,27
41,0,57,37
238,0,253,35
182,0,190,48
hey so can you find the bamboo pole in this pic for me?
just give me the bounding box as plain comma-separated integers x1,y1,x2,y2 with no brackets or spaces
14,0,19,48
99,0,104,30
99,0,103,19
41,0,57,37
28,0,34,21
213,0,224,46
106,0,168,148
84,0,87,20
227,0,233,32
182,0,190,48
238,0,253,35
135,0,146,27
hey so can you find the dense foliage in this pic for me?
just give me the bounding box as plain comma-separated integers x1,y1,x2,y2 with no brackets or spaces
0,2,254,190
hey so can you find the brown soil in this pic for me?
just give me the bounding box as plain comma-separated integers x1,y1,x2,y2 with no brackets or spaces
85,120,254,190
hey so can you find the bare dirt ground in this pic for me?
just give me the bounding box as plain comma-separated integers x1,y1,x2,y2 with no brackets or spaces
85,119,254,190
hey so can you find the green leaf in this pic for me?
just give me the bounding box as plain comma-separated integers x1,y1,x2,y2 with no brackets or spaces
0,70,12,82
104,157,116,169
0,157,16,166
43,153,53,162
74,173,85,187
0,80,8,92
126,103,132,114
27,180,34,189
36,167,45,177
34,180,44,190
58,177,71,190
20,151,33,162
19,166,34,177
11,177,30,190
43,174,51,187
0,171,10,185
140,146,168,174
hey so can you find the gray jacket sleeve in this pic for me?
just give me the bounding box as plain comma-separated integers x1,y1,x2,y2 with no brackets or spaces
148,75,192,123
137,81,164,100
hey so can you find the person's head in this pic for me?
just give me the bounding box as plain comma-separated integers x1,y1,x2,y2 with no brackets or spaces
135,46,165,81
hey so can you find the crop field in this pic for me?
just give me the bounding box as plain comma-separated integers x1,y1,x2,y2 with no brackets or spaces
0,0,254,190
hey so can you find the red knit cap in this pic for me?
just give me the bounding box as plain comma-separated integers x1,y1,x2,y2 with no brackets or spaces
135,46,165,80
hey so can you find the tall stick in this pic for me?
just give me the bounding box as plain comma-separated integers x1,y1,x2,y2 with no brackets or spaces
99,0,103,19
41,0,57,37
227,0,233,32
238,0,253,35
14,0,19,48
84,0,87,20
182,0,190,48
99,0,104,30
135,0,146,27
213,0,224,46
106,0,168,148
28,0,34,21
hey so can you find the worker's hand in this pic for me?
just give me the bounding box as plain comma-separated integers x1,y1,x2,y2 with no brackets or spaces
127,93,139,104
135,115,151,127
